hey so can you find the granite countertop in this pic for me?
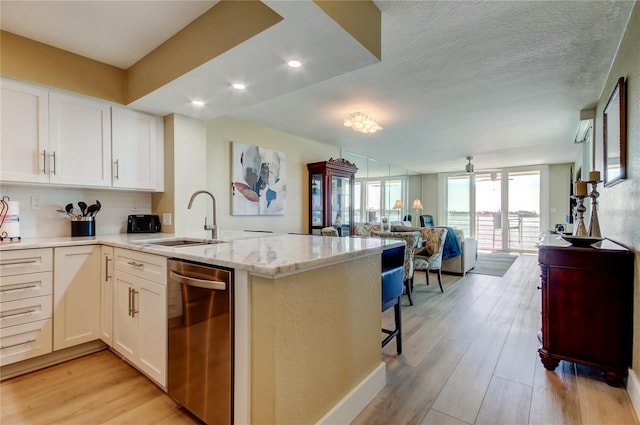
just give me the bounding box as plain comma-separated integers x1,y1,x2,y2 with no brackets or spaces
0,231,401,278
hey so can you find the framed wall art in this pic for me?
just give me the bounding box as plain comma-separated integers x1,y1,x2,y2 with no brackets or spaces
231,141,286,215
603,76,627,187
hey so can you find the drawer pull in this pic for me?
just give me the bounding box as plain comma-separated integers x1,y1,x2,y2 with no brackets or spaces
0,308,37,319
0,284,38,294
0,339,37,350
131,289,139,318
128,287,133,316
105,258,112,281
0,259,38,268
127,261,144,268
42,150,47,174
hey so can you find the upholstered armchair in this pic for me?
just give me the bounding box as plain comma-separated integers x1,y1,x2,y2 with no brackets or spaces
371,230,421,305
413,227,448,292
419,215,435,227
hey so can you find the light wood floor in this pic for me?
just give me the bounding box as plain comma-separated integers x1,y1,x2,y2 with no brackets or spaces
1,254,638,425
354,254,639,425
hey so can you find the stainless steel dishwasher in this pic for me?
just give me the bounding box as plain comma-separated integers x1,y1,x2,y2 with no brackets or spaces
167,258,233,425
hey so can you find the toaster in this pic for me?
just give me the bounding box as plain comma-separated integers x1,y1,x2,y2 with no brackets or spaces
127,214,161,233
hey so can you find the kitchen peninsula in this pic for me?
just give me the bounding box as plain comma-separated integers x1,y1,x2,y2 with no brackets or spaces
0,231,400,425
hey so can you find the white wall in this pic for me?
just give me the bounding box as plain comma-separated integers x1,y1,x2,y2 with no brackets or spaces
592,1,640,381
173,115,208,237
0,184,151,238
205,116,340,234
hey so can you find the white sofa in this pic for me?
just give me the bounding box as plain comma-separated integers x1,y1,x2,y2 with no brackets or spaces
441,232,477,275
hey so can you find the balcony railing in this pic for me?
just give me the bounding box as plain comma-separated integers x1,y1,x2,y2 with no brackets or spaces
447,211,540,252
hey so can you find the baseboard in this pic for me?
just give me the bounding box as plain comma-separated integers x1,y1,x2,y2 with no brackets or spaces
316,362,386,425
627,368,640,420
1,340,106,380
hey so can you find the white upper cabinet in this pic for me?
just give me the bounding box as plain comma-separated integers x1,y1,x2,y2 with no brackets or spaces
0,79,50,183
0,78,163,191
111,107,164,191
49,92,112,187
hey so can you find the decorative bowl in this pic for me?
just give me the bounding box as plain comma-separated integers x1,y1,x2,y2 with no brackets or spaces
560,235,604,247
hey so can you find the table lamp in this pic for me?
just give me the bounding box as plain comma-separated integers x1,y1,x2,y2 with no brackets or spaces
411,199,423,224
393,199,403,220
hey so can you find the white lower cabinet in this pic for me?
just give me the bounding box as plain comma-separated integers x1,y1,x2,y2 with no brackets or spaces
0,248,53,366
53,245,101,350
113,248,167,387
100,246,114,346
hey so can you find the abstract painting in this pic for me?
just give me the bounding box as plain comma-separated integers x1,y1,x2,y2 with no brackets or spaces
231,141,286,215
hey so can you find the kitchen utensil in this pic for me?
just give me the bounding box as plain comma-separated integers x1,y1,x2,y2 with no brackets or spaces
94,200,101,216
78,201,88,216
58,209,76,219
65,203,74,214
86,203,98,217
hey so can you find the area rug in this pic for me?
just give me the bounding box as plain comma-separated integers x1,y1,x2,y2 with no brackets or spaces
468,252,518,276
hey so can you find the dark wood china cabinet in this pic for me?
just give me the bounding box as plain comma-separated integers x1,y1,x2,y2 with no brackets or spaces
537,235,634,386
307,158,358,236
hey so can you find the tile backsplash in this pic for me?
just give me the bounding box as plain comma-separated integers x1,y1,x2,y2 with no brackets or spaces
0,185,152,239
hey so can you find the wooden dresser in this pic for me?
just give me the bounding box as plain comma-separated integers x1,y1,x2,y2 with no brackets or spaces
538,233,634,386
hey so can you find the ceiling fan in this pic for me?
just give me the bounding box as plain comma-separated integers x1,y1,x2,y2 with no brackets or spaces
465,156,474,173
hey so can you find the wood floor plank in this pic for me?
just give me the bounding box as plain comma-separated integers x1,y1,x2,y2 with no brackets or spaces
492,303,539,386
354,337,468,425
474,376,532,425
420,409,471,425
430,319,511,423
529,356,582,425
575,364,639,425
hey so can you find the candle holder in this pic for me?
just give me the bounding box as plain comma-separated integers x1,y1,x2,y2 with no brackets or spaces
571,195,588,237
588,180,602,238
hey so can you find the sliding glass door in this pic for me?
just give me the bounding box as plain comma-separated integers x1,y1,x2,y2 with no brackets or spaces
441,166,546,252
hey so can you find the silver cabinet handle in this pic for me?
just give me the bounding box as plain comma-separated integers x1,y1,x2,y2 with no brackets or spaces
105,257,112,281
128,287,133,317
0,259,38,268
1,339,36,350
131,289,139,318
169,270,226,291
127,261,143,268
42,150,47,174
114,159,119,180
51,151,56,175
0,284,38,293
0,308,37,319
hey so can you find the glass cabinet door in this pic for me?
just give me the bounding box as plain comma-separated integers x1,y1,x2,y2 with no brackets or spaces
311,174,323,234
331,175,351,235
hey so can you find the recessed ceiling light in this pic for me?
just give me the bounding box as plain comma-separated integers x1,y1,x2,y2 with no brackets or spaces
191,100,205,107
232,83,246,90
287,60,302,68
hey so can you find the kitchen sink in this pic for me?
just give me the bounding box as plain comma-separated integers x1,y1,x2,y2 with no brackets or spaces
134,238,227,247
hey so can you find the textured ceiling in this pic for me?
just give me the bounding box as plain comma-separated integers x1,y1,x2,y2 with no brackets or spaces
1,0,634,174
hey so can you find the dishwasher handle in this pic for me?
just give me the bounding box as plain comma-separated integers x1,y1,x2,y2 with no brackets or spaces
169,270,226,291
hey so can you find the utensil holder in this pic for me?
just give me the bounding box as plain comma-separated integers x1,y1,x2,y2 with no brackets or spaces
71,217,95,237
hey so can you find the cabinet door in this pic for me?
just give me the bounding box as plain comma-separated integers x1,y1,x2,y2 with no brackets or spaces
0,79,49,183
111,106,163,191
137,278,167,387
53,245,101,350
113,272,138,362
49,92,111,187
100,246,114,346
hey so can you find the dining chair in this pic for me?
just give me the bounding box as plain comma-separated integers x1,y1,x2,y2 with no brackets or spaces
414,227,448,292
321,226,339,236
371,230,421,305
381,244,405,354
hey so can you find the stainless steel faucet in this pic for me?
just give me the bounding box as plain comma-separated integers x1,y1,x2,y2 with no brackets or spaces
187,190,217,239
